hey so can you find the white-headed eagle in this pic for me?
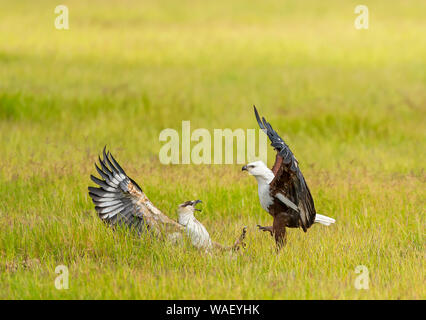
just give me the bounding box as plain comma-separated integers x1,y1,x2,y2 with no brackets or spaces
242,107,335,249
88,147,246,251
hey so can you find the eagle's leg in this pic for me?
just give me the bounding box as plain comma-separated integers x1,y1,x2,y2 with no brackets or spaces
273,214,287,251
274,227,287,251
212,226,248,251
256,225,273,236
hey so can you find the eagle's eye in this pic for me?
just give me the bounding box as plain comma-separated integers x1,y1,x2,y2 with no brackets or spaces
248,165,254,169
180,201,192,207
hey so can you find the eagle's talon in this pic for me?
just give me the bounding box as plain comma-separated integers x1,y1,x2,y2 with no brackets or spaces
257,224,273,235
257,224,266,231
232,226,248,251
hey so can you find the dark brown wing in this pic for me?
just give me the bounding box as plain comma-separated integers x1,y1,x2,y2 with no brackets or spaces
254,106,316,231
88,147,182,234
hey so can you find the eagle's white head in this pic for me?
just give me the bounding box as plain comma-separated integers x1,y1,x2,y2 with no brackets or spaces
177,200,202,220
177,200,212,249
242,161,274,184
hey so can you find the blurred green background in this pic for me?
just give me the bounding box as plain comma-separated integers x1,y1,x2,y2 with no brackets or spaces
0,0,424,299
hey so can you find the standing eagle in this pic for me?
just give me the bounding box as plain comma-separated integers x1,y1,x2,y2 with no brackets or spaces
242,106,335,249
88,147,246,251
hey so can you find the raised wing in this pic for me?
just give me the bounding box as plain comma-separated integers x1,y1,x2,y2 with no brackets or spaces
254,106,299,172
253,106,316,231
88,147,182,234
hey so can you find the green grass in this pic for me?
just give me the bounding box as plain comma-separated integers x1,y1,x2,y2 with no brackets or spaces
0,0,425,299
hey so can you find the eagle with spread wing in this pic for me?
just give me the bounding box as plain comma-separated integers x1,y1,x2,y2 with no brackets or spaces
242,106,335,249
88,147,246,251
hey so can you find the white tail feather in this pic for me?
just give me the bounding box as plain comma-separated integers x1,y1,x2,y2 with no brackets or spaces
314,214,336,226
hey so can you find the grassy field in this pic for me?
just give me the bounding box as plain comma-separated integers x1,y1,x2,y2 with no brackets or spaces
0,0,425,299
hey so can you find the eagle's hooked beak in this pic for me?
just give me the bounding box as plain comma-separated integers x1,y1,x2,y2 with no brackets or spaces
193,200,202,212
241,165,248,171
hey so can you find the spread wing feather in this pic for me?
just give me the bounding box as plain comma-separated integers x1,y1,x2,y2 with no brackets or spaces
254,106,316,231
88,147,183,234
